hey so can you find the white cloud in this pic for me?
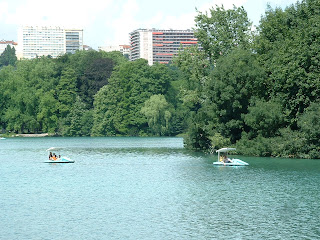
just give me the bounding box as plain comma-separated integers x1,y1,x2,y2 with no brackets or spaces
6,0,113,28
146,12,164,28
106,0,141,45
160,12,196,30
198,0,248,12
144,0,249,32
0,1,9,21
105,0,250,45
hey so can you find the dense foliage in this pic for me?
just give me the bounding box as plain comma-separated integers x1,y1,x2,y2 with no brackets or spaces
92,59,178,136
1,0,320,158
0,45,17,68
0,51,128,136
179,0,320,158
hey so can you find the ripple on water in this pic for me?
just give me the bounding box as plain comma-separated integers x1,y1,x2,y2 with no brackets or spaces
0,137,320,239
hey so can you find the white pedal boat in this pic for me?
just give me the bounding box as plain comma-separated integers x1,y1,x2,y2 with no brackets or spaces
45,147,75,163
213,148,248,166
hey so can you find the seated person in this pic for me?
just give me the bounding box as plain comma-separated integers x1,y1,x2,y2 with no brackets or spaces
223,155,233,163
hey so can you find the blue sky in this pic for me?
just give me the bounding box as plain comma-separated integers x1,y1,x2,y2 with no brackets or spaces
0,0,298,49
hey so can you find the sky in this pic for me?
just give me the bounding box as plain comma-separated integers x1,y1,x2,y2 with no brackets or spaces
0,0,298,49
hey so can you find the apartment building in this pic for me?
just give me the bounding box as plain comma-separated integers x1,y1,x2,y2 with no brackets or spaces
98,44,130,57
129,29,199,65
17,26,83,59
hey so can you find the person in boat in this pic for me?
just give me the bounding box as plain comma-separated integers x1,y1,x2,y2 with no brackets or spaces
49,152,53,160
52,153,57,161
223,155,233,163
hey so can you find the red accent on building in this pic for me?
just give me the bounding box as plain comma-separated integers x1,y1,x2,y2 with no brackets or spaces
180,41,198,44
156,53,173,56
0,41,17,45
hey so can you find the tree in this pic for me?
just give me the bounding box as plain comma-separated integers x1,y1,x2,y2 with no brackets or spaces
195,5,252,62
92,60,172,136
58,50,128,108
255,0,320,127
62,96,93,136
244,98,286,138
37,90,59,133
141,94,172,136
57,67,77,119
204,48,266,143
178,5,253,150
173,46,210,112
78,58,114,106
298,102,320,147
0,45,17,67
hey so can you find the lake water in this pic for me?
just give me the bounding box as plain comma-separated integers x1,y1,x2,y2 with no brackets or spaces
1,137,319,239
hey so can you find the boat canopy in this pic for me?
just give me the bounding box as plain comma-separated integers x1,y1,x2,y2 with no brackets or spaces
216,148,236,153
46,147,65,152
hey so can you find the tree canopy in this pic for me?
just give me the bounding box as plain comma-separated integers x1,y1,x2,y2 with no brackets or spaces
1,0,320,158
0,45,17,68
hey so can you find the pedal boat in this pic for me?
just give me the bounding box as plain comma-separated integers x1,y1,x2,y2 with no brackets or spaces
45,147,75,163
213,148,248,166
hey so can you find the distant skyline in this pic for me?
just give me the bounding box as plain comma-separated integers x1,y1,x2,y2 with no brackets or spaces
0,0,298,49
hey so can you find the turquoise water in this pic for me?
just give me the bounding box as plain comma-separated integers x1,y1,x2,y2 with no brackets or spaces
0,137,319,239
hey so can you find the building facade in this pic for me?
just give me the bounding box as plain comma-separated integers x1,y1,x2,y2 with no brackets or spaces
129,29,199,65
98,44,130,57
17,26,83,59
65,29,83,54
0,40,18,55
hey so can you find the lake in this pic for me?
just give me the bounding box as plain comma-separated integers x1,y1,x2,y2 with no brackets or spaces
0,137,319,239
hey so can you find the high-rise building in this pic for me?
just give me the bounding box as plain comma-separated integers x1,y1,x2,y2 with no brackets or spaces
65,29,83,54
17,26,83,59
0,40,18,55
129,29,199,65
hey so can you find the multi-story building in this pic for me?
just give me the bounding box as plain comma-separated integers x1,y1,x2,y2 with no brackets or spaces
17,26,83,59
0,40,18,55
65,29,83,54
129,29,199,65
98,44,130,57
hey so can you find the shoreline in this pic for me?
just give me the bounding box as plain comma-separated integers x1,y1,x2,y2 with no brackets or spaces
15,133,49,137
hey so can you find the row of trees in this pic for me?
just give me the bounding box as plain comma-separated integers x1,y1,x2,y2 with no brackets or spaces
1,0,319,158
0,49,189,137
178,0,320,158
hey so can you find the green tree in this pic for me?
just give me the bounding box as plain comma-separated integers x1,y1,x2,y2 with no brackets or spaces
92,60,172,136
141,94,172,136
297,102,320,158
57,67,77,119
62,96,93,136
178,5,254,150
255,0,320,127
0,65,15,130
0,45,17,67
78,58,114,106
244,98,286,138
184,113,212,151
37,90,59,133
204,48,266,143
195,5,252,61
57,50,128,108
173,46,210,112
